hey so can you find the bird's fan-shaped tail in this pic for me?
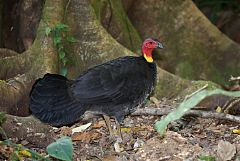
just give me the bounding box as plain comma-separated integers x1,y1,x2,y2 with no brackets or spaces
29,74,86,126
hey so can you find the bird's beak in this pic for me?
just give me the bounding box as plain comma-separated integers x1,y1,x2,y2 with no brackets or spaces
156,42,164,49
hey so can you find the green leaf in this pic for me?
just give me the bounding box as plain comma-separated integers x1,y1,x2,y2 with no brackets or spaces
64,48,71,54
10,152,19,161
0,112,6,126
155,86,240,136
199,155,215,161
60,67,68,77
59,51,65,59
55,23,69,32
62,58,68,66
58,44,64,51
45,27,52,36
47,136,73,161
66,36,77,43
53,36,61,45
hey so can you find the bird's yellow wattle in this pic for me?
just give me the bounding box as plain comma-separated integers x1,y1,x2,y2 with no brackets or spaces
143,53,153,63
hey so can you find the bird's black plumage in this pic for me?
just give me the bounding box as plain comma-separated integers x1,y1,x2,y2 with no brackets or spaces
30,56,156,126
30,38,163,126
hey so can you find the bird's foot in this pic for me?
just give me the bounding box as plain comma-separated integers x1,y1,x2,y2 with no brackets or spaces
103,115,123,142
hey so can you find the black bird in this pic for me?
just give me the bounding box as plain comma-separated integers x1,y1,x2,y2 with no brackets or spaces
30,38,164,129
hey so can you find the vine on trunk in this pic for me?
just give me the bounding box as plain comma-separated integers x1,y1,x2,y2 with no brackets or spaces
45,23,77,76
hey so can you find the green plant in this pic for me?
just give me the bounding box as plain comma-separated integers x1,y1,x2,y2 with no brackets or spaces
0,114,72,160
155,84,240,136
0,119,50,161
199,155,215,161
45,23,77,76
0,140,50,161
0,112,6,126
47,136,73,161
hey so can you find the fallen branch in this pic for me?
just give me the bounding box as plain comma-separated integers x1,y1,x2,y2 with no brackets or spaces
132,107,240,123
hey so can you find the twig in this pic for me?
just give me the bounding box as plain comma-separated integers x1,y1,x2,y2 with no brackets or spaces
184,84,208,100
229,75,240,82
64,0,71,22
132,107,173,116
185,110,240,123
132,107,240,123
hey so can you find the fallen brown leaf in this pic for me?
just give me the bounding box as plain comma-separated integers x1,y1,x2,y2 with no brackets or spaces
0,144,14,159
72,131,101,143
102,155,122,161
59,126,72,136
217,140,236,161
92,120,106,128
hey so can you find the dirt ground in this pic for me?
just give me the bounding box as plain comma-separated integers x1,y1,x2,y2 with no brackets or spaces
0,98,239,161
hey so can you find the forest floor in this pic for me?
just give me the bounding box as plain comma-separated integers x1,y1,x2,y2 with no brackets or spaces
7,98,238,161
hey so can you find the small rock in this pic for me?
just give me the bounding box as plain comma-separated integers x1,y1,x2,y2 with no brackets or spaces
133,138,144,149
21,140,29,146
150,97,160,105
16,123,22,126
34,133,46,138
52,127,60,133
114,141,124,153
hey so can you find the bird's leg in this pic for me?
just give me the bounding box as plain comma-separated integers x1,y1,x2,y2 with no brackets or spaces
115,118,123,141
103,115,123,141
103,115,114,137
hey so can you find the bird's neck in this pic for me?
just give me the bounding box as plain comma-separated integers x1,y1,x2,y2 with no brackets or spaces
142,47,154,63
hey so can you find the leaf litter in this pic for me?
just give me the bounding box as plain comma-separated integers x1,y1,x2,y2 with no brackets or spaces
1,97,240,160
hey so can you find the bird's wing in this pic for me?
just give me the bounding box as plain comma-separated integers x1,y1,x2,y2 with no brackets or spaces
71,57,152,104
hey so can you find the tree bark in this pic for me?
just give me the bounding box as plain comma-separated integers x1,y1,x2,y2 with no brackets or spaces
65,0,194,99
0,0,65,115
0,0,3,47
90,0,142,53
128,0,240,84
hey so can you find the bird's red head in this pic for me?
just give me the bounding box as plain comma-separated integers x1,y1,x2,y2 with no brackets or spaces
142,38,163,63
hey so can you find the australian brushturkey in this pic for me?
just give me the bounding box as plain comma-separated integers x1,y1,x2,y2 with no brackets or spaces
29,38,164,126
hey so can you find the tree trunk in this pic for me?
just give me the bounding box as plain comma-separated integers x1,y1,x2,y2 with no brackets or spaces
0,0,3,47
0,0,64,116
90,0,142,53
128,0,240,84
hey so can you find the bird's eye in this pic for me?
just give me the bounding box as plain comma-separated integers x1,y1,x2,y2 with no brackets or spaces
149,42,153,44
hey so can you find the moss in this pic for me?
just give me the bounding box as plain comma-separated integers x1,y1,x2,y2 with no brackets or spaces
0,80,6,84
109,0,142,52
90,0,107,21
27,0,65,75
175,61,195,79
0,112,6,126
0,0,3,47
90,0,142,53
176,80,219,100
153,68,190,98
206,81,219,90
